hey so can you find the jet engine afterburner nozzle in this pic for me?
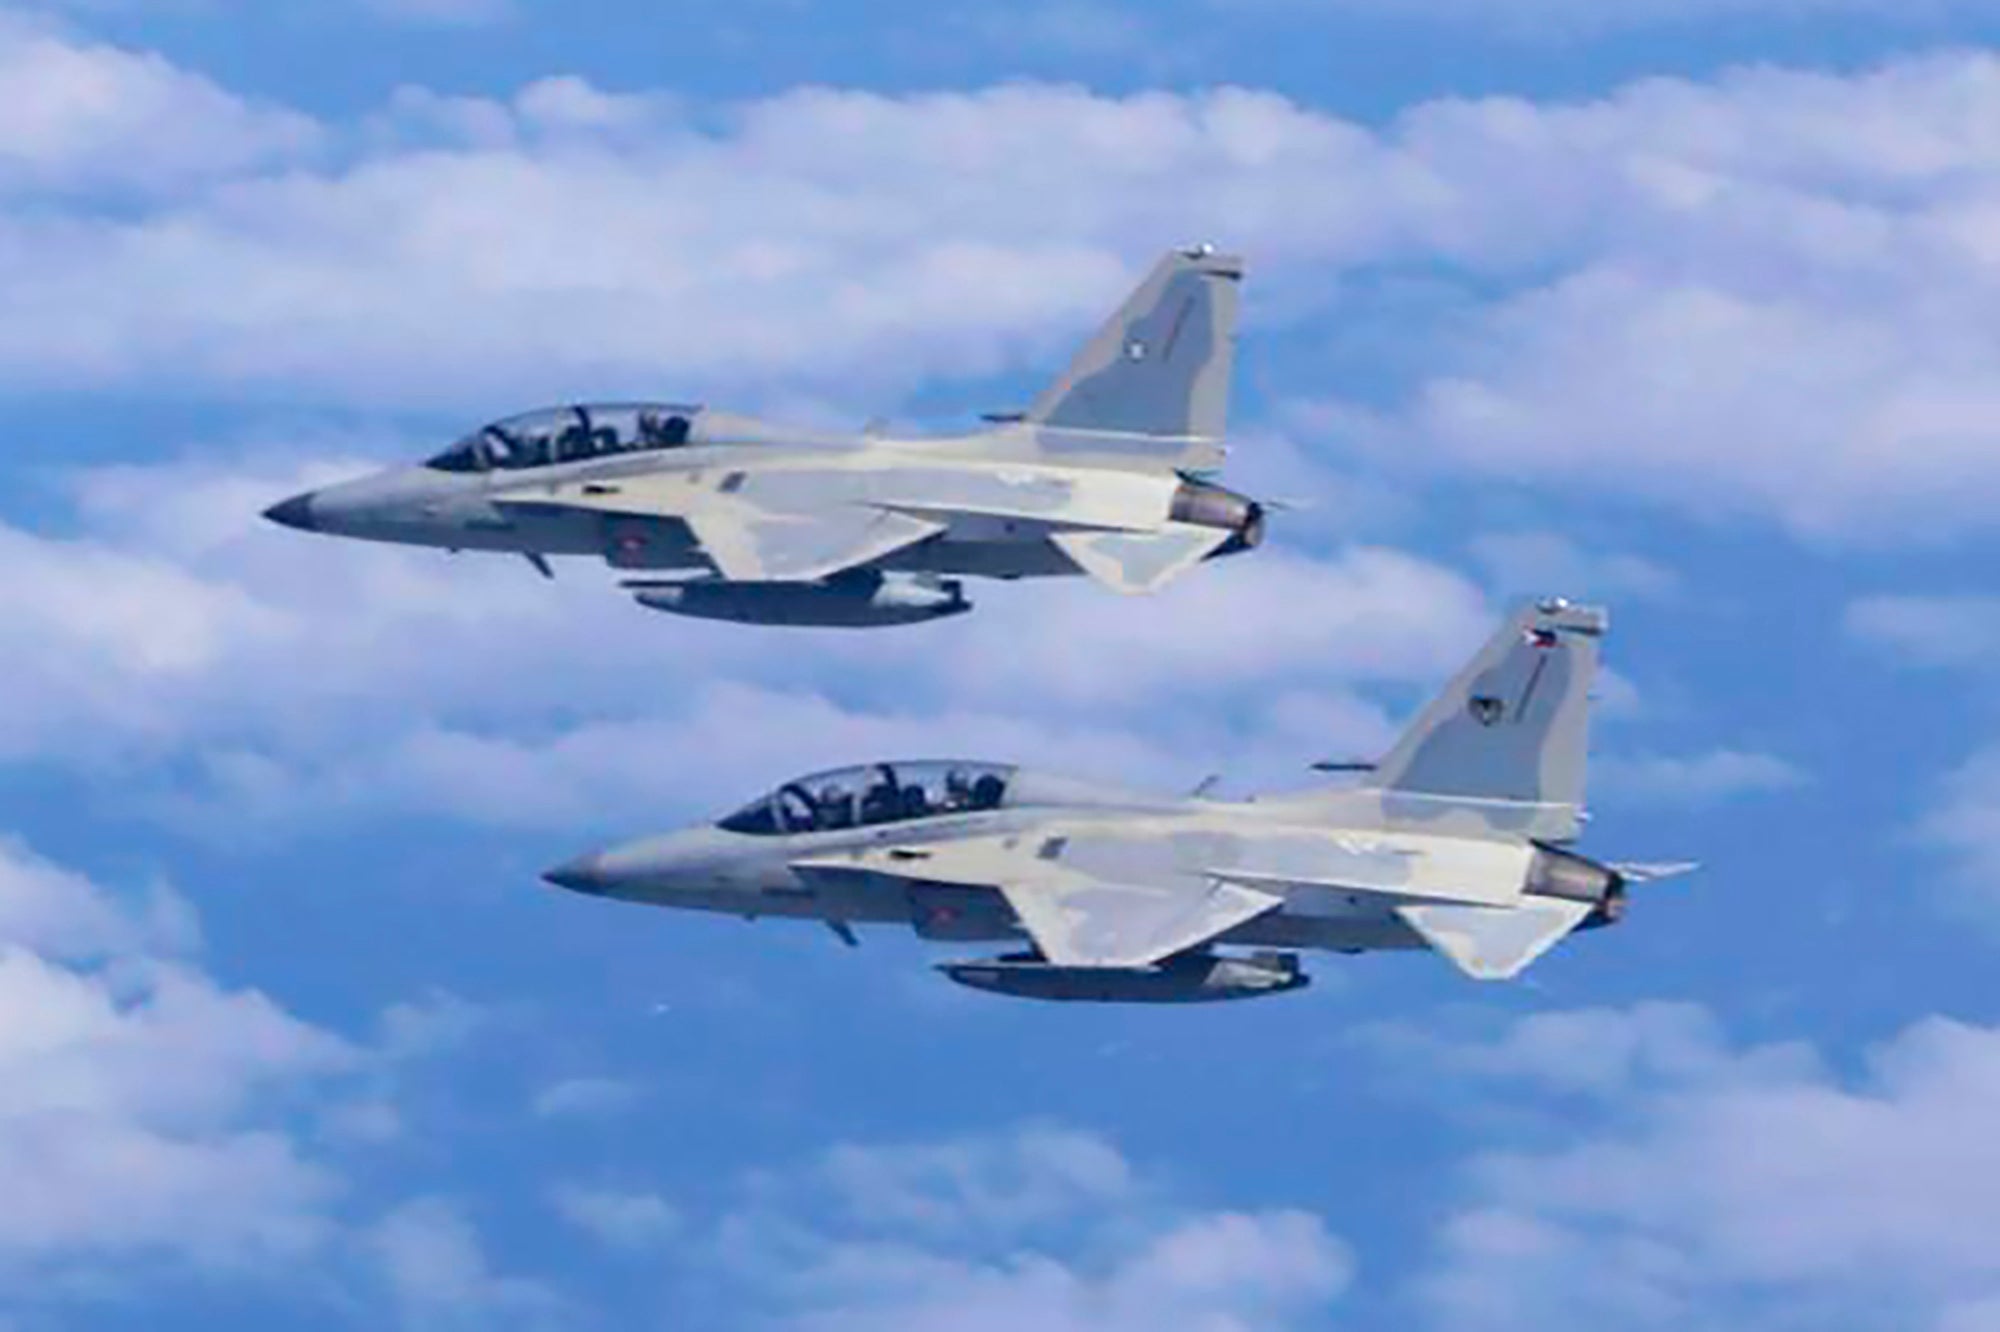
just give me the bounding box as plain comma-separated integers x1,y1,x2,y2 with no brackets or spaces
1585,881,1629,929
1170,480,1265,553
1526,845,1623,906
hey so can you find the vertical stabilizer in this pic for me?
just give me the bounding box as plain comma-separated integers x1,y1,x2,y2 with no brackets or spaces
1026,247,1242,448
1366,600,1607,842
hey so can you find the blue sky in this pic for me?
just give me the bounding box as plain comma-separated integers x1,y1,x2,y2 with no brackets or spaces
5,2,2000,1329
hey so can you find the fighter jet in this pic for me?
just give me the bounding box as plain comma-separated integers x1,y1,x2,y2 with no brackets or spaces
543,600,1693,1002
263,247,1266,627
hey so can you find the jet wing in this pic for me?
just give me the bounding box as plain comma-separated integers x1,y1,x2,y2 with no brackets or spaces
514,471,945,581
792,842,1282,969
684,505,944,581
997,875,1282,968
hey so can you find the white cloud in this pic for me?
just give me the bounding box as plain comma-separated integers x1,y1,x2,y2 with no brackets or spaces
716,1126,1353,1331
0,838,556,1321
1229,0,2000,38
934,548,1488,709
378,990,486,1061
1361,1002,1814,1103
1294,55,2000,541
320,1099,404,1145
816,1125,1135,1239
1410,1005,2000,1331
0,453,1484,831
0,835,192,959
1594,749,1808,805
1919,746,2000,925
549,1185,679,1251
0,50,1403,406
1,36,1995,536
0,836,355,1279
1845,601,2000,929
781,1210,1350,1332
530,1077,640,1120
1848,594,2000,668
365,1198,565,1329
0,15,318,195
1468,531,1680,603
1408,69,2000,535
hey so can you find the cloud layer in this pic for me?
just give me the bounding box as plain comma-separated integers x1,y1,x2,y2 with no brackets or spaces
0,837,350,1285
713,1125,1353,1331
1409,1004,2000,1331
5,29,2000,542
0,450,1494,832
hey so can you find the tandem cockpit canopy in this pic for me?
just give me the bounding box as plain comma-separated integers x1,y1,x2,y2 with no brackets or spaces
426,403,704,473
718,761,1016,836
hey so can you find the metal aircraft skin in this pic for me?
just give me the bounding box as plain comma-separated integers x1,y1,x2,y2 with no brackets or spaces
263,247,1266,627
543,600,1694,1003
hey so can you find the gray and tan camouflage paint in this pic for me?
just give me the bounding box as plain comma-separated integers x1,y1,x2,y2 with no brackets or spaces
546,600,1686,998
264,248,1258,625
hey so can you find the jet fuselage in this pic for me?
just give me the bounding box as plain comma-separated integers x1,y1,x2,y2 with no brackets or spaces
266,248,1264,625
546,772,1617,961
539,600,1678,1001
269,419,1260,586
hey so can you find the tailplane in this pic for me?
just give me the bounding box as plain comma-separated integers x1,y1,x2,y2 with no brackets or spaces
1025,246,1242,463
1398,898,1595,980
1364,599,1607,842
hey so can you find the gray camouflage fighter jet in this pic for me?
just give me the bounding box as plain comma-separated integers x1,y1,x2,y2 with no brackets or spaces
263,247,1265,627
543,600,1694,1002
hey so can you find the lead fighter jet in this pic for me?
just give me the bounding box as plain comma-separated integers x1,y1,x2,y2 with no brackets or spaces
544,600,1693,1002
263,247,1265,627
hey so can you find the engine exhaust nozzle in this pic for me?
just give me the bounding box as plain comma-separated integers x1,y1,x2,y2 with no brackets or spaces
1170,480,1265,553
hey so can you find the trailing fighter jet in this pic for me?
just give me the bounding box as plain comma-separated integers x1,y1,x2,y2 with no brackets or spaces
263,247,1265,627
543,600,1693,1002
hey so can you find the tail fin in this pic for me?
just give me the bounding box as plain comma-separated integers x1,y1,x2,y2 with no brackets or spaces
1366,600,1608,842
1026,246,1242,455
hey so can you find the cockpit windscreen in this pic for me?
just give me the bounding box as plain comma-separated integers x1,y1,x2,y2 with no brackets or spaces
718,762,1014,836
426,403,701,473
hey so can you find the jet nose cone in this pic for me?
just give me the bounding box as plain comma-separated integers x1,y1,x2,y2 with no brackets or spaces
542,853,609,895
262,493,319,533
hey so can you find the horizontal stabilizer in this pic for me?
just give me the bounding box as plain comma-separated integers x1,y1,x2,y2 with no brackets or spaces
688,506,943,582
1051,524,1231,595
1002,876,1282,969
1611,861,1699,884
1396,898,1593,980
